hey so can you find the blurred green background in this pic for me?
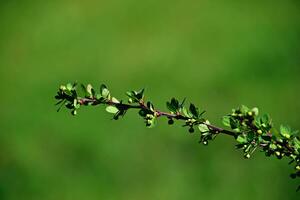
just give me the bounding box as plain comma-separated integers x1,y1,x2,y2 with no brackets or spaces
0,0,300,199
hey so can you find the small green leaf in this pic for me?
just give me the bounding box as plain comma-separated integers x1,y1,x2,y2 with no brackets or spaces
100,84,110,98
111,97,120,103
126,90,144,102
147,101,154,112
105,106,119,114
166,102,176,112
138,109,147,117
236,135,247,144
135,88,144,100
189,103,199,118
86,84,93,96
261,114,270,124
182,107,191,117
180,98,186,107
96,94,102,100
270,143,277,150
240,105,249,114
102,89,110,98
230,118,238,129
198,124,209,133
100,84,107,92
126,91,133,98
280,125,291,139
222,116,231,127
252,107,259,116
66,83,73,91
171,98,179,110
59,85,66,91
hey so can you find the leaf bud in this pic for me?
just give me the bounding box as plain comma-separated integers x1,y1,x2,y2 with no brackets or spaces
275,151,282,159
189,127,195,133
146,114,154,120
168,119,174,125
244,154,251,159
60,85,66,91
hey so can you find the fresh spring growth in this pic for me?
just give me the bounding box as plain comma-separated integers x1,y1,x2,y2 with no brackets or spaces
55,82,300,191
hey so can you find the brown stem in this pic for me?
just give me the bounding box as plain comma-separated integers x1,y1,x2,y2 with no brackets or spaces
78,97,237,137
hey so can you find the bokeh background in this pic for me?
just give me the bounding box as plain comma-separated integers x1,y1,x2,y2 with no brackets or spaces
0,0,300,199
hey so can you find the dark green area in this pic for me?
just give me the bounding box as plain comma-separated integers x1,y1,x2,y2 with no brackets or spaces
0,0,299,199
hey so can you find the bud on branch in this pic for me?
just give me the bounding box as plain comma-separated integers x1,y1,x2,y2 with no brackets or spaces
55,82,300,190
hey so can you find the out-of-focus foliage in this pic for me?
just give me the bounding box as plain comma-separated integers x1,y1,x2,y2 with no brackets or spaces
0,0,300,199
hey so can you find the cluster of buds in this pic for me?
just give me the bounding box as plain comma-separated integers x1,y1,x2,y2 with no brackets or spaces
144,114,156,127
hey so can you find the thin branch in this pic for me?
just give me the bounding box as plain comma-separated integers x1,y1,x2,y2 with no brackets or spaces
78,97,237,137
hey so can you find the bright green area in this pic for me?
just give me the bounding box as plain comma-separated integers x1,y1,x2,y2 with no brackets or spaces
0,0,299,199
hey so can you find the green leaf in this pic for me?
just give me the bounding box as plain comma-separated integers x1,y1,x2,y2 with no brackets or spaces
261,114,270,124
75,104,80,109
126,91,133,98
252,107,259,116
293,137,300,151
96,94,102,100
240,105,249,114
111,97,120,103
189,103,199,118
147,101,155,112
180,98,186,107
167,101,177,112
100,84,107,92
135,88,144,100
182,107,191,118
171,98,179,110
101,88,110,98
126,89,144,102
113,109,126,120
230,118,238,129
236,135,247,144
100,84,110,98
105,106,119,114
73,99,80,109
198,124,209,133
280,125,291,139
86,84,93,96
222,116,231,127
269,143,277,150
246,132,255,142
66,83,73,91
